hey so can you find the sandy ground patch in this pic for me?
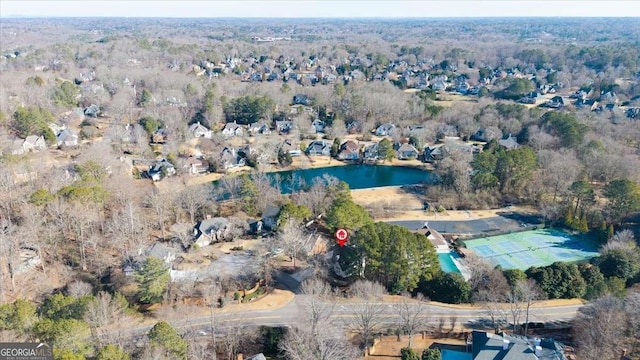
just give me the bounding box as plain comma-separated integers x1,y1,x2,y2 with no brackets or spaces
351,186,424,210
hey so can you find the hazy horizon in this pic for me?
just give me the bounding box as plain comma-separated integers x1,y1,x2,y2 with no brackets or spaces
2,0,639,19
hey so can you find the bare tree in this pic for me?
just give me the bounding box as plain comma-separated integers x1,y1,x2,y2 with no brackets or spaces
397,292,430,349
280,277,359,360
573,296,627,360
475,289,509,334
346,280,386,348
146,188,172,239
280,326,359,360
277,221,312,269
511,279,544,335
178,183,213,224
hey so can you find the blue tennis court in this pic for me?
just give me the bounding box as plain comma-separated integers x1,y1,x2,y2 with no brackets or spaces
463,228,599,270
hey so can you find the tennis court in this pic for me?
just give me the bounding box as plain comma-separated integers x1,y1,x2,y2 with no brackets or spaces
463,228,599,270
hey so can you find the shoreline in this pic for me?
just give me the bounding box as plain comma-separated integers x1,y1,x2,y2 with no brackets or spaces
155,157,434,191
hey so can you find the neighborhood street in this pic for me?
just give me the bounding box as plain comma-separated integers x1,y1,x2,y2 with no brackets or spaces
103,294,582,340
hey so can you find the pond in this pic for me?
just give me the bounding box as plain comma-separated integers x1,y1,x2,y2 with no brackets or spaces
267,164,435,193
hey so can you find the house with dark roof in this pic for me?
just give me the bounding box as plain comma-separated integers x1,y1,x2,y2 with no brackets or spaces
305,140,331,156
363,143,379,160
280,139,302,157
292,94,311,106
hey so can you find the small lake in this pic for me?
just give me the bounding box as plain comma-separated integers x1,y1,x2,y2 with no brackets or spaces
267,164,435,193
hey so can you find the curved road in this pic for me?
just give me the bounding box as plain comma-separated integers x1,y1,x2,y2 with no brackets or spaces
106,294,582,339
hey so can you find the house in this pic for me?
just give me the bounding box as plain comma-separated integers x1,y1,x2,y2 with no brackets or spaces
147,159,176,181
396,143,419,160
261,205,280,230
407,125,425,135
219,148,246,170
469,330,568,360
363,143,379,160
147,243,177,264
626,107,640,120
188,121,213,139
519,91,543,104
498,134,520,150
152,128,170,143
346,121,363,134
83,104,100,118
11,135,47,155
183,157,208,175
275,120,293,134
305,140,331,156
574,98,599,111
193,217,231,247
221,122,244,137
310,119,326,133
56,128,78,147
280,139,302,157
337,140,360,161
423,145,445,162
375,123,396,137
292,94,311,106
248,122,271,135
544,96,566,109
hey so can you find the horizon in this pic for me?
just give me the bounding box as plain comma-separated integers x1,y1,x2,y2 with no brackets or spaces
2,0,639,19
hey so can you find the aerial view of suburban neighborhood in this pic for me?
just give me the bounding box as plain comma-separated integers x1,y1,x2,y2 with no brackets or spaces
0,1,639,359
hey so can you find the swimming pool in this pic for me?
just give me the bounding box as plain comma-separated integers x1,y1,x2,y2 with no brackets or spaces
438,252,461,273
441,349,472,360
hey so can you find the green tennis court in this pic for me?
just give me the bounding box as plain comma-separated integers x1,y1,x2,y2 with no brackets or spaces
463,228,599,270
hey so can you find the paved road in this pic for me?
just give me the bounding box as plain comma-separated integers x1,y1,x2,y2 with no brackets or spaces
104,295,582,340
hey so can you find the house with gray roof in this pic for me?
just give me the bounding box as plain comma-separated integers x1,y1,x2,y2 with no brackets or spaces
498,134,520,150
188,121,213,139
375,123,396,137
396,143,419,160
56,128,78,148
221,122,244,137
470,330,567,360
193,217,231,247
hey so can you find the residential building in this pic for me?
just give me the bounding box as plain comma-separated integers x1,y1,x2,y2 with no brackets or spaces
221,122,244,137
396,143,419,160
498,134,520,150
188,121,213,139
219,147,246,170
56,128,78,147
469,330,568,360
248,122,271,135
147,159,176,181
193,217,231,247
280,139,302,157
337,140,360,161
305,140,331,156
375,123,396,137
363,143,379,160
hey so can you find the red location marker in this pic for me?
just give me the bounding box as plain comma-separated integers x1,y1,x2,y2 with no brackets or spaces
334,228,349,247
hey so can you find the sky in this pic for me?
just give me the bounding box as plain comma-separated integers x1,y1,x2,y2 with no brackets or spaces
1,0,639,18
